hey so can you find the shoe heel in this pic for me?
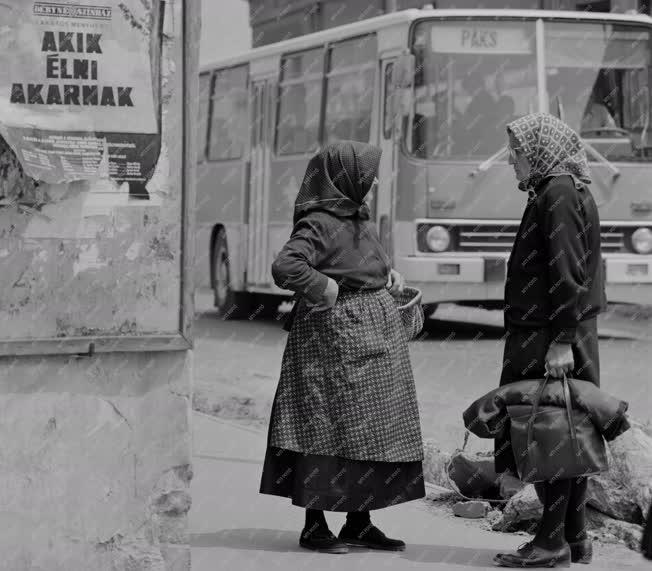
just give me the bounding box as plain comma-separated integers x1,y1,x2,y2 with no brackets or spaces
549,549,572,568
569,539,592,564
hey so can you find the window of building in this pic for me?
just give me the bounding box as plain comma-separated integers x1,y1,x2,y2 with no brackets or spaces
208,65,249,161
197,73,211,163
575,1,611,11
324,34,377,144
276,48,324,155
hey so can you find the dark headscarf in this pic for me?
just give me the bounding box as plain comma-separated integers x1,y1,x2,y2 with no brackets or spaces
293,141,382,225
506,112,592,193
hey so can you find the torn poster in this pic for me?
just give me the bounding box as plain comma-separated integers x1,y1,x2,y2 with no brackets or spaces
0,1,160,196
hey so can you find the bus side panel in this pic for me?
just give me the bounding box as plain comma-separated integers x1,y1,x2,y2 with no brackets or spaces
267,157,305,294
195,160,247,290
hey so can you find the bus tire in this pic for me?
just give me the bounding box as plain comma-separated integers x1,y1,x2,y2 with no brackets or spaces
212,228,253,319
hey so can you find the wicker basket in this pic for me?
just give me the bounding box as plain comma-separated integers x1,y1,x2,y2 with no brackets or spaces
392,286,424,341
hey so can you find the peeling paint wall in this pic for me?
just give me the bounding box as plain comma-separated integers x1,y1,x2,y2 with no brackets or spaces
0,0,198,569
0,0,186,341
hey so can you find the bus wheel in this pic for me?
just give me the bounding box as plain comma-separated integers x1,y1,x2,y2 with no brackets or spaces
212,228,253,319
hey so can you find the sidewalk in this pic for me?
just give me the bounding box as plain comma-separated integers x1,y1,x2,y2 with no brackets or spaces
189,411,650,571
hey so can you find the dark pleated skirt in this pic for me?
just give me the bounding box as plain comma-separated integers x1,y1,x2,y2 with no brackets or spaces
259,445,425,512
494,317,600,475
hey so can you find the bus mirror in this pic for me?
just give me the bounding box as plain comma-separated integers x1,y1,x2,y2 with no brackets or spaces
394,53,415,89
393,88,413,120
392,53,414,120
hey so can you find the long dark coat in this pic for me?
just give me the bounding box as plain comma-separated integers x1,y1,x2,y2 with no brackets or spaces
495,175,606,474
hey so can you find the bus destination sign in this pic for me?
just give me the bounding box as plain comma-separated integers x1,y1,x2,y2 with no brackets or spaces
431,24,532,55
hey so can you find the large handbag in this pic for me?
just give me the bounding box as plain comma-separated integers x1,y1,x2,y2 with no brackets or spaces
507,373,608,483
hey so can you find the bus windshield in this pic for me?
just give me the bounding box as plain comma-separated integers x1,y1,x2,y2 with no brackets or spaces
546,22,651,162
409,19,652,162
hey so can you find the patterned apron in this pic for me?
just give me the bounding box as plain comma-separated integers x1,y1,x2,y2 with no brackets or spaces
268,288,424,463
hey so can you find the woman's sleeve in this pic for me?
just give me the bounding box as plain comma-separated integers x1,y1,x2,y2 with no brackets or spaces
540,181,590,344
271,215,330,304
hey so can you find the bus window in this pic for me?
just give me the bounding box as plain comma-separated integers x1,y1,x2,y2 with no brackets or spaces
545,22,652,161
409,20,537,160
197,73,211,163
208,65,248,161
276,48,324,155
324,35,377,144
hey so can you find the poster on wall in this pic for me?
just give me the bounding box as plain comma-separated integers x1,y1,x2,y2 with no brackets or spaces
0,0,161,198
0,0,195,356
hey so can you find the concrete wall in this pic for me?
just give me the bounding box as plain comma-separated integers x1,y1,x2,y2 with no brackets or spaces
0,352,193,571
0,0,198,569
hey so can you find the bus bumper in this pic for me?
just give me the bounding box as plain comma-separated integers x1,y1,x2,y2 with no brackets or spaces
395,255,652,306
605,255,652,305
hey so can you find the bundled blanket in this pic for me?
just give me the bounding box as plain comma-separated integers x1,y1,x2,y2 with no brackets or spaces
463,378,630,442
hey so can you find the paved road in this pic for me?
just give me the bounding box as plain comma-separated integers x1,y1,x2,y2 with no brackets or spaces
189,412,651,571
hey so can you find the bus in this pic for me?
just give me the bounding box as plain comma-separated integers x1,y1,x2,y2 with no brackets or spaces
195,8,652,319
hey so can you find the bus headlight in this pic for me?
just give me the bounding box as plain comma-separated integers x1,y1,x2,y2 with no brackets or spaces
426,225,451,252
631,227,652,254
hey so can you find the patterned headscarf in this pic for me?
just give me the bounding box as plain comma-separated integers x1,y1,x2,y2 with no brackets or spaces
293,141,381,225
506,112,592,194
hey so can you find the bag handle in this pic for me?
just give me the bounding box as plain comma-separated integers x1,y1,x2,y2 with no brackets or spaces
562,372,581,458
525,373,551,449
525,372,580,459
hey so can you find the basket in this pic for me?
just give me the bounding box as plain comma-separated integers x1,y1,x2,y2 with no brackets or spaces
392,286,424,341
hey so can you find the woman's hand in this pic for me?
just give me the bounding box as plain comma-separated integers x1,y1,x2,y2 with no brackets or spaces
386,269,405,295
545,343,574,378
305,277,339,312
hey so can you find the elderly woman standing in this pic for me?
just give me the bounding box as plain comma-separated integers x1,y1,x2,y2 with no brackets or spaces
259,141,425,554
493,113,607,568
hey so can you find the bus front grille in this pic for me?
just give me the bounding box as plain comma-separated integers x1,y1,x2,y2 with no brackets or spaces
454,224,626,253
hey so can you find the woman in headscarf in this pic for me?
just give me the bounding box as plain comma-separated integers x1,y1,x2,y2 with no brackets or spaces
493,113,607,568
259,141,425,554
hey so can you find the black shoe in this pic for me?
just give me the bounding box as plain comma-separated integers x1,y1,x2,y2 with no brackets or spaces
568,538,592,564
299,525,349,554
493,542,571,568
495,541,534,560
338,523,406,551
